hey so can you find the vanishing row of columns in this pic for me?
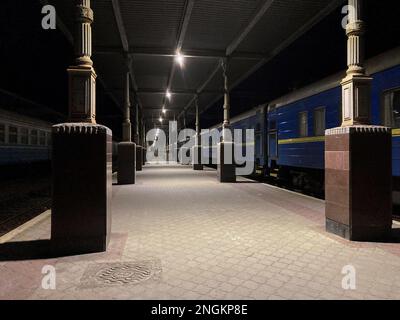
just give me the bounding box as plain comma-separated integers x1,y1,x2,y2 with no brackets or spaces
48,0,392,259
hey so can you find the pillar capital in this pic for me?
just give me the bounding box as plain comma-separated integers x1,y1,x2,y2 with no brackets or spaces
75,3,94,24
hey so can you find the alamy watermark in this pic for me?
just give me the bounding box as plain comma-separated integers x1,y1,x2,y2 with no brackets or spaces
146,121,255,176
341,264,356,290
41,5,56,30
341,4,356,29
41,265,56,290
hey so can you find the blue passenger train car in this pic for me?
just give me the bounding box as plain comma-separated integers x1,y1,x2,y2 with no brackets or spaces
266,48,400,196
207,47,400,203
0,109,52,165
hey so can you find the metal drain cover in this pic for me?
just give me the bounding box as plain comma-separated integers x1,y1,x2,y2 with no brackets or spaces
79,259,162,288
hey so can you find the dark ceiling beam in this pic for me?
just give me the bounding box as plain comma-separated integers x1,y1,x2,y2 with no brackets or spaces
162,0,196,112
199,0,345,122
111,0,144,112
94,47,265,60
141,106,185,111
112,88,222,95
38,0,123,114
226,0,275,56
177,0,196,50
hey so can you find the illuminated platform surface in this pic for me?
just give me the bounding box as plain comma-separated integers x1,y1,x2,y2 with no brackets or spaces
1,164,400,300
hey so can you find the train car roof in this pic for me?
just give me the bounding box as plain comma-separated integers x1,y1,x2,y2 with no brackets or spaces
269,46,400,110
0,108,53,128
207,47,400,130
207,104,267,130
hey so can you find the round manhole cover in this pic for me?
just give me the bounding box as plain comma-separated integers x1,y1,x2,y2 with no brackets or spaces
80,260,162,288
95,263,153,285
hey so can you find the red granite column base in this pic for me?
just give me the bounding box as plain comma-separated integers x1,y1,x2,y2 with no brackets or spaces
325,126,392,241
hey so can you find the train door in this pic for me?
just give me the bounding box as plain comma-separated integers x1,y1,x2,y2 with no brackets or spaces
268,119,278,168
254,118,262,174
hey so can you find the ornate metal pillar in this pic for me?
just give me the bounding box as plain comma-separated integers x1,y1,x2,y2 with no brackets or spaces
142,119,146,165
117,60,136,185
217,58,236,182
193,96,203,170
122,71,131,142
325,0,392,241
222,59,231,136
135,103,143,171
179,111,188,165
52,0,112,254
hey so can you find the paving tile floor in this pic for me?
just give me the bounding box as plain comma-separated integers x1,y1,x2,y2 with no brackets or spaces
1,163,400,300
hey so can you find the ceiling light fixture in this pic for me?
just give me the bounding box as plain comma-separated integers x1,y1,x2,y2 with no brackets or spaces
175,50,185,67
166,90,172,100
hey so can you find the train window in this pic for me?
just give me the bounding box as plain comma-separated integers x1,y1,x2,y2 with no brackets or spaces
299,111,308,137
269,120,276,130
30,129,38,145
39,131,46,145
314,107,326,136
8,126,18,144
0,124,5,143
382,89,400,128
20,128,29,145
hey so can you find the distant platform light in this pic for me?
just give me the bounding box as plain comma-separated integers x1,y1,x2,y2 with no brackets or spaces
162,108,166,114
159,117,163,123
175,51,185,67
166,90,172,100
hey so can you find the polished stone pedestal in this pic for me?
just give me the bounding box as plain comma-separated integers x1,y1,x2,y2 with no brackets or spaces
325,126,392,241
192,145,203,170
136,145,143,171
217,142,236,183
51,123,112,254
118,142,136,185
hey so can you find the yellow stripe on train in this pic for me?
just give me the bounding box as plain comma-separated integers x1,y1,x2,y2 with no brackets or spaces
278,129,400,144
278,136,325,145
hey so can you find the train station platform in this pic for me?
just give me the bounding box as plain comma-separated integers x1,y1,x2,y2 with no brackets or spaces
1,164,400,300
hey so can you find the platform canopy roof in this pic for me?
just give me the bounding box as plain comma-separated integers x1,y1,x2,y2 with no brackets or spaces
45,0,344,128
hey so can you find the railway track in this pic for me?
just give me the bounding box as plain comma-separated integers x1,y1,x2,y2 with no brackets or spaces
0,163,51,237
